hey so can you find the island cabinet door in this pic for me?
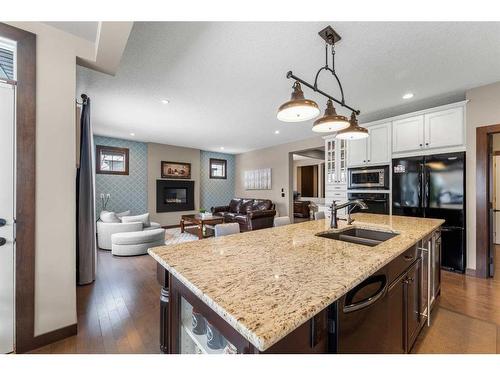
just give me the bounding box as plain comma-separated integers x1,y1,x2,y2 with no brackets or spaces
404,258,423,352
168,275,257,354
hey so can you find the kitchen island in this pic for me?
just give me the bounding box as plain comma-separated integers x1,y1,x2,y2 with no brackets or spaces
148,213,443,354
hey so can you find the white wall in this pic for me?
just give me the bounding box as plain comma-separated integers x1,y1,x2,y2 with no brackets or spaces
147,142,201,226
235,137,324,216
465,81,500,271
6,22,94,335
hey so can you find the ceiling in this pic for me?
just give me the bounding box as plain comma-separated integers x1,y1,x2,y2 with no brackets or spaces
77,22,500,154
45,22,99,42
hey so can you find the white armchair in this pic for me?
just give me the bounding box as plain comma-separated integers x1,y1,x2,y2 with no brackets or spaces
96,212,161,250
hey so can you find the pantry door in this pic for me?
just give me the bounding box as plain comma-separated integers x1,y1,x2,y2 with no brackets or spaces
0,82,15,354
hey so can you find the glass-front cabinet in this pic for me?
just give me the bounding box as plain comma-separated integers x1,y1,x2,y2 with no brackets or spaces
324,136,348,215
325,136,347,185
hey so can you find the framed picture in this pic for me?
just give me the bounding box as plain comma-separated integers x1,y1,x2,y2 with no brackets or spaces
209,158,227,179
96,145,129,175
244,168,271,190
161,161,191,179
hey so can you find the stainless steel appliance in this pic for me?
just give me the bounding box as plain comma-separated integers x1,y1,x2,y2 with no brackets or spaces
348,165,389,190
348,192,389,214
392,152,465,273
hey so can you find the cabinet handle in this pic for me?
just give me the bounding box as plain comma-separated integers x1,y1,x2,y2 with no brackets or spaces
425,142,429,146
363,160,366,163
367,160,370,162
404,255,414,262
419,143,423,147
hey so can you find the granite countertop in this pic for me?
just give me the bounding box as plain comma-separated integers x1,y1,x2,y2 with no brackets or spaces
148,213,444,351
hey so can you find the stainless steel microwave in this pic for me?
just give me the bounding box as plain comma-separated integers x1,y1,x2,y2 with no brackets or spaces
348,166,389,189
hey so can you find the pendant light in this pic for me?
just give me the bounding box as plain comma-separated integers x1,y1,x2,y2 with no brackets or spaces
277,81,320,122
278,25,367,137
312,99,349,133
336,112,369,140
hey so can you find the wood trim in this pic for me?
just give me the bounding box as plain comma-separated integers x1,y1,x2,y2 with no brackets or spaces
162,224,180,229
95,145,130,175
465,268,477,277
209,158,227,179
29,324,77,351
476,124,500,279
0,23,38,353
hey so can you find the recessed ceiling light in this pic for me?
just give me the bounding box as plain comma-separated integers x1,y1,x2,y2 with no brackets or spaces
220,147,224,150
130,132,135,136
161,99,170,104
402,93,414,100
274,130,280,134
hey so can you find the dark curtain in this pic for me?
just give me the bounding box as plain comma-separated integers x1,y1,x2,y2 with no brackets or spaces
76,96,96,285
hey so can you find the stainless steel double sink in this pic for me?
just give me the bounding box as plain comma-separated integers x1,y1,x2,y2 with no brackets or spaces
316,227,399,247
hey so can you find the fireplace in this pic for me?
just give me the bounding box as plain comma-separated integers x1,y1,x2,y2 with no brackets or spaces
156,180,194,213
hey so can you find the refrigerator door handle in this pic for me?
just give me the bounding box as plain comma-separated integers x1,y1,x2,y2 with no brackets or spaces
417,165,423,208
424,166,430,209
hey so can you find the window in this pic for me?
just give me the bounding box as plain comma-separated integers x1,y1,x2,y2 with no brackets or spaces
0,37,16,80
96,145,129,175
209,158,227,179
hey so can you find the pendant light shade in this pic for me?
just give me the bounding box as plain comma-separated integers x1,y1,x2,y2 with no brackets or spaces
336,112,369,140
312,99,349,133
277,81,320,122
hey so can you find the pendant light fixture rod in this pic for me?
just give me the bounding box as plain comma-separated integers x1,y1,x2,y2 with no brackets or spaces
286,71,360,115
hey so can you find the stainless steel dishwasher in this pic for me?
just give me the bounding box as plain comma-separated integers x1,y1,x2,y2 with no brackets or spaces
329,245,421,353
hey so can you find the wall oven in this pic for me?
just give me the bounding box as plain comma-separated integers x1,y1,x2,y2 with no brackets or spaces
348,192,390,215
348,166,389,190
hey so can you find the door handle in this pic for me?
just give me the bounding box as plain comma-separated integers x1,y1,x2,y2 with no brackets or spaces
343,275,388,313
0,218,6,227
0,237,6,246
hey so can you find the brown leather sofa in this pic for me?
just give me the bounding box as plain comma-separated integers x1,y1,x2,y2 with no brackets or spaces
211,198,276,232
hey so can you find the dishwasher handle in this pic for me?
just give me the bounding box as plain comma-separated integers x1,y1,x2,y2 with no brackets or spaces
343,275,388,314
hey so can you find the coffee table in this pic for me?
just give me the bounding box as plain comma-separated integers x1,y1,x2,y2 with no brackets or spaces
180,214,224,240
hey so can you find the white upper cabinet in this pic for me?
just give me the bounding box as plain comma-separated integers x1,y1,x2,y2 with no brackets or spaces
392,104,465,155
347,122,391,167
347,137,367,166
424,107,464,149
368,123,391,165
392,115,425,153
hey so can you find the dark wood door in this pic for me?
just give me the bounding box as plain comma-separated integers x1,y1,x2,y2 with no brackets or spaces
300,165,316,197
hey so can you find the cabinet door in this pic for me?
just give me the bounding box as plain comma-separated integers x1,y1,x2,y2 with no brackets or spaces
347,138,367,167
368,123,391,164
405,259,422,352
392,115,424,153
424,107,464,149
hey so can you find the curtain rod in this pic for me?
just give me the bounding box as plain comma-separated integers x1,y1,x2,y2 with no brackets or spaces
76,93,88,105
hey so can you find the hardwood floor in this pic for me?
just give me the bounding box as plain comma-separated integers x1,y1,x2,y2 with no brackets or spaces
413,271,500,354
30,249,161,354
30,249,500,354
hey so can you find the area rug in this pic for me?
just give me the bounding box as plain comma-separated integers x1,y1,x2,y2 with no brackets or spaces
164,227,198,245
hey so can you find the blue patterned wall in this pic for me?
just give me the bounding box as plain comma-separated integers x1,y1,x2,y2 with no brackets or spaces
200,151,235,211
94,136,148,216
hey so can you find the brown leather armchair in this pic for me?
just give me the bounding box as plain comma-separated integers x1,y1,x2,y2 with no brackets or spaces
212,198,276,232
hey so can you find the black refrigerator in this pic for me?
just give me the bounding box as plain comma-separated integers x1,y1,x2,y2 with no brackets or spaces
392,152,466,273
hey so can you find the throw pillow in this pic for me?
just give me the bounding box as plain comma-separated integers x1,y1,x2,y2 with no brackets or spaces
121,213,151,228
100,211,120,223
116,210,131,219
